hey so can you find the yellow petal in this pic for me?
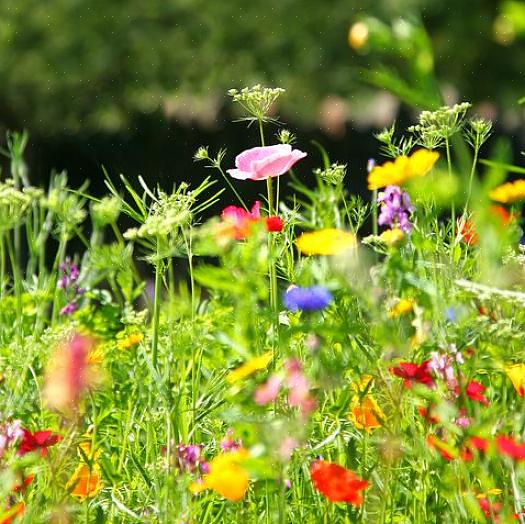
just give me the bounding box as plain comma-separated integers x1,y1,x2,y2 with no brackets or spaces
296,229,356,256
226,352,273,384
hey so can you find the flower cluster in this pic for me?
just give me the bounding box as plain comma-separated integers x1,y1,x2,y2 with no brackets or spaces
377,185,414,233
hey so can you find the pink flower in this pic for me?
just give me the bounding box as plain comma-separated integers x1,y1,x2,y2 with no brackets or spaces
286,359,316,415
254,375,282,405
221,201,261,240
227,144,307,181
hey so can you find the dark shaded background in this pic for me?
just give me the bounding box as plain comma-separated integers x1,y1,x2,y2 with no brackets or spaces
0,0,524,205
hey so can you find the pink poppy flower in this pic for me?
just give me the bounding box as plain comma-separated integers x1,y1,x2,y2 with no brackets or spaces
227,144,307,181
254,375,282,405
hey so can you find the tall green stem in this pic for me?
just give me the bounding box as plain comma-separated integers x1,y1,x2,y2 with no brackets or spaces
464,142,479,212
151,237,163,369
445,138,455,252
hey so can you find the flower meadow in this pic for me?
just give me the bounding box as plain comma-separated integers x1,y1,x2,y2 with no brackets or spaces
1,87,525,524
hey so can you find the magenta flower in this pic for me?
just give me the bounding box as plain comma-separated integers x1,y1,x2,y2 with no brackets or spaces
227,144,307,181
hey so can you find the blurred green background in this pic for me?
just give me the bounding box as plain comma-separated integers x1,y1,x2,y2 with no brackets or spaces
0,0,524,194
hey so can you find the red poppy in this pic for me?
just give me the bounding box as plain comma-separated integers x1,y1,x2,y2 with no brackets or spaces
478,497,502,521
496,436,525,461
390,361,434,389
265,216,284,233
490,204,514,225
17,429,60,457
310,460,368,505
466,381,489,405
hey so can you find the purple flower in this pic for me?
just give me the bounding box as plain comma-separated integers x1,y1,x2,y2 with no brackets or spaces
377,185,414,233
283,286,333,312
175,444,204,473
58,257,85,315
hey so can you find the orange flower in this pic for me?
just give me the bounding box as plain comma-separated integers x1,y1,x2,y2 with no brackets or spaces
67,462,103,500
310,461,368,505
0,502,25,524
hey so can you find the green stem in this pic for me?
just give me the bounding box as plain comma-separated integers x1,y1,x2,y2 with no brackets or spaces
372,189,378,236
465,142,479,212
445,138,455,250
151,238,163,369
6,232,22,339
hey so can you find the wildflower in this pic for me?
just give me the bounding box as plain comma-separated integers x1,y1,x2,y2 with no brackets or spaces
427,435,457,461
0,502,25,524
43,333,101,412
348,22,369,50
310,460,368,505
461,436,489,461
254,374,282,405
220,201,261,240
220,431,242,453
417,405,440,425
175,444,204,473
227,144,306,181
190,449,250,502
428,348,463,391
489,179,525,204
377,185,414,233
17,429,60,457
458,218,478,245
367,149,439,190
117,332,144,351
388,298,414,318
496,435,525,461
265,215,284,232
57,258,85,316
314,163,347,185
296,228,356,256
283,285,333,312
379,227,405,246
228,85,285,121
491,204,513,224
0,420,23,459
349,395,384,432
506,364,525,396
466,380,489,405
286,359,316,415
226,352,273,384
390,361,434,389
67,462,103,500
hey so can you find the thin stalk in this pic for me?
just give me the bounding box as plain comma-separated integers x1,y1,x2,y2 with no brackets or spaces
6,232,22,339
445,137,455,254
151,237,163,369
372,189,378,236
464,140,479,212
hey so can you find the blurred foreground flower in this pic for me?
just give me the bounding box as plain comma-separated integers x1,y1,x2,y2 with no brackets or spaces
226,352,273,384
296,228,356,255
388,298,414,318
310,461,368,505
227,145,306,181
378,185,414,233
506,364,525,396
219,201,283,240
496,435,525,461
379,228,404,246
17,429,60,456
190,449,250,502
390,361,434,388
368,149,439,190
43,333,102,412
283,285,332,312
489,179,525,204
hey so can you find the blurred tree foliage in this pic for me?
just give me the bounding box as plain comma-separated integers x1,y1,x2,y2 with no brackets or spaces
0,0,523,134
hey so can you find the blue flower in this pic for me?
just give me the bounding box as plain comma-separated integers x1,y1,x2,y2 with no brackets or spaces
283,286,333,312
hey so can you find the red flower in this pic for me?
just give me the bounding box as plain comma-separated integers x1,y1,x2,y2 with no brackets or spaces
390,361,434,389
417,405,440,425
461,436,489,461
466,381,489,405
265,216,284,233
310,460,368,505
496,436,525,461
427,435,456,461
0,502,24,524
478,497,502,521
458,219,478,245
221,202,261,240
17,429,60,457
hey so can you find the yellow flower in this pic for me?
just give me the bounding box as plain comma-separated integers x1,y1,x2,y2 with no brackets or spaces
489,179,525,204
117,332,144,350
476,488,503,498
388,298,415,318
226,352,273,384
506,363,525,396
87,347,104,365
348,22,369,50
296,228,357,256
190,449,250,502
351,374,374,394
367,149,439,190
379,228,405,246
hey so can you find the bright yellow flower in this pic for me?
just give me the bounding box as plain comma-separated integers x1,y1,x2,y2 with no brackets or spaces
367,149,439,190
351,374,374,394
190,449,250,502
506,363,525,396
226,352,273,384
379,228,405,246
117,332,144,350
489,179,525,204
388,299,415,318
87,347,103,365
296,228,357,256
476,488,503,498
